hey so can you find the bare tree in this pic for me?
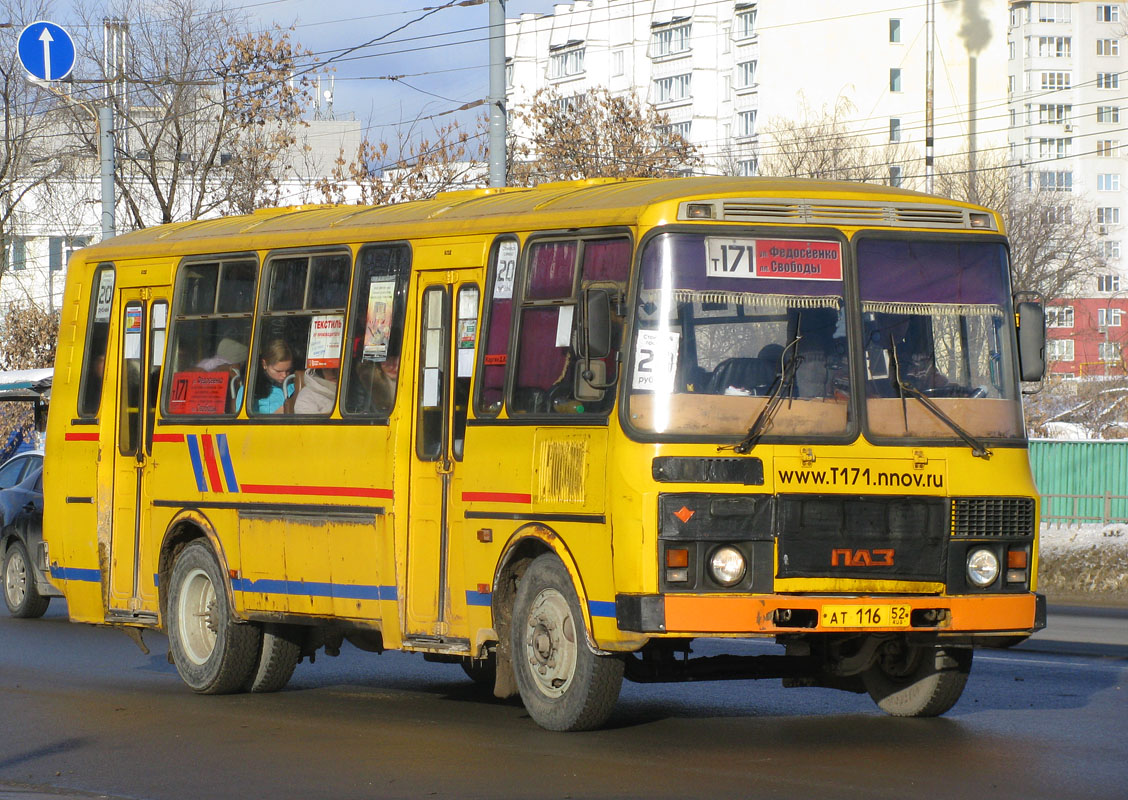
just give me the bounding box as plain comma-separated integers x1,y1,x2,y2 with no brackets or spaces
67,0,318,226
508,86,699,185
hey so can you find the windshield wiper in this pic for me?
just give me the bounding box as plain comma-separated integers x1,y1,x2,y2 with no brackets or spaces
726,334,803,455
890,346,992,460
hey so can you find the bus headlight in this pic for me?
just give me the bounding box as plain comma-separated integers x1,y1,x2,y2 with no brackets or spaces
709,546,746,587
966,548,1000,587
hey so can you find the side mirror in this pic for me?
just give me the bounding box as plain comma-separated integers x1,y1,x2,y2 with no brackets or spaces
581,289,611,360
1016,300,1046,382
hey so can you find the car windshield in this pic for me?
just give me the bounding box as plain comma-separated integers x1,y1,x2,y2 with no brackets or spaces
857,238,1023,440
626,232,850,439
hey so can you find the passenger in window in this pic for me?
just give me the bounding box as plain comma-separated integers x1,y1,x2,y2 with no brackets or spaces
252,339,295,414
293,367,338,414
196,337,248,371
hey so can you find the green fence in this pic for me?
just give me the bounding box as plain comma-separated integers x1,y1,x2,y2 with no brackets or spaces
1029,440,1128,526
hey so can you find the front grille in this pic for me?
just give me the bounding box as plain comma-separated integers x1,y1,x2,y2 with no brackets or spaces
951,497,1036,538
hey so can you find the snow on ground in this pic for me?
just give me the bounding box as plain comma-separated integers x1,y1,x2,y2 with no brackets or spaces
1038,522,1128,600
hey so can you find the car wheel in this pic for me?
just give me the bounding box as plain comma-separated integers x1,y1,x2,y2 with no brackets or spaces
3,540,50,618
167,540,260,694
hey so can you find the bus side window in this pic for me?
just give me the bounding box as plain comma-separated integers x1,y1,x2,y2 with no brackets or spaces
164,259,257,417
78,265,115,418
474,237,518,417
342,244,410,418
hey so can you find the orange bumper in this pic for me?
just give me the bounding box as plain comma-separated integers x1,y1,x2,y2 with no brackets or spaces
660,593,1040,635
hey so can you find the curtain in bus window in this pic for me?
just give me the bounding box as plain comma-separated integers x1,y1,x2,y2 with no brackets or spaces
527,241,577,299
475,239,518,416
582,238,631,282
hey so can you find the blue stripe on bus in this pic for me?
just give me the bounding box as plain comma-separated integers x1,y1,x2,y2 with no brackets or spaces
588,600,617,618
49,566,100,582
216,434,240,493
231,578,397,601
466,590,492,607
185,435,208,492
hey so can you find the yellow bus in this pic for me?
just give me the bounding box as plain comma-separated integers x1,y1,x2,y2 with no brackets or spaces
43,177,1046,731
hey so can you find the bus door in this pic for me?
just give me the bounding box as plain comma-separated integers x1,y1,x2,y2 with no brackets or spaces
108,290,169,616
405,274,480,640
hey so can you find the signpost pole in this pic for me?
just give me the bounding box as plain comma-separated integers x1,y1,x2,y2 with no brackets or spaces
99,105,115,239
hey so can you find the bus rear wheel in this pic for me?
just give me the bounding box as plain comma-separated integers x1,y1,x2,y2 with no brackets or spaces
511,554,623,731
167,540,261,694
4,540,50,618
862,639,972,717
245,623,302,693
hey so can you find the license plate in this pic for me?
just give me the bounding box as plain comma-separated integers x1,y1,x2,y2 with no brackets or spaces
820,604,911,628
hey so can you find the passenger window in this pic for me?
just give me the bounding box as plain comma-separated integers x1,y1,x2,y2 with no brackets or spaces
511,236,629,416
165,259,257,417
252,251,350,417
342,244,410,418
474,237,518,417
416,287,448,459
453,284,479,460
78,264,115,418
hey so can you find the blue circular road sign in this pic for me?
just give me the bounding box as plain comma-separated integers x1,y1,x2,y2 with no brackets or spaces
17,21,76,82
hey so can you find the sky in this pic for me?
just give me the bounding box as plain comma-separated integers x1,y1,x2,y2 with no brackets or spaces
242,0,560,139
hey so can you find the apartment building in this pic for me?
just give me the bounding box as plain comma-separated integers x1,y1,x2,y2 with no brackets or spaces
506,0,1008,181
1009,1,1128,376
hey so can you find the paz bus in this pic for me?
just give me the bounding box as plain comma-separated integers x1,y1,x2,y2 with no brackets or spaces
42,177,1046,731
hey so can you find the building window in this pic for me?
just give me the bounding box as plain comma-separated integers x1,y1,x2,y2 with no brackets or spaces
1097,72,1120,88
1098,38,1120,55
1099,308,1124,328
1099,341,1122,362
1038,103,1072,124
889,19,901,43
1039,137,1072,158
505,61,513,88
1037,36,1071,57
738,109,757,137
657,121,692,139
738,158,758,177
1047,338,1075,362
548,45,585,79
1046,306,1074,328
1039,2,1071,22
653,73,691,104
888,165,903,187
1010,41,1017,61
611,50,624,76
1099,173,1121,191
1041,71,1071,89
722,24,731,53
736,7,757,39
1103,240,1121,259
9,236,26,271
1098,106,1121,123
1097,207,1121,225
889,118,901,142
1097,139,1119,157
737,60,757,89
1098,4,1120,23
552,93,584,113
652,23,691,58
890,68,902,92
1034,171,1072,191
1099,274,1122,292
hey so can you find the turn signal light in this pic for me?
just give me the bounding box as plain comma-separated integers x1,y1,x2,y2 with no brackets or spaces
1007,550,1028,569
666,548,689,568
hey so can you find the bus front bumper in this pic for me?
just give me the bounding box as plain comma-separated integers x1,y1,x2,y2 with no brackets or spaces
615,592,1046,636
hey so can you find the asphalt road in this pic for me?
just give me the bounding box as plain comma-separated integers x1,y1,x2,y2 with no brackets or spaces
0,603,1124,800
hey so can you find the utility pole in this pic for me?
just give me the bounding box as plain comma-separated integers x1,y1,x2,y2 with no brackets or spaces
488,0,507,188
925,0,935,194
100,18,129,240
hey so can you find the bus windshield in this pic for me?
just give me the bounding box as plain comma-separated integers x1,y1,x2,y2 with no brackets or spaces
626,232,851,439
858,237,1023,441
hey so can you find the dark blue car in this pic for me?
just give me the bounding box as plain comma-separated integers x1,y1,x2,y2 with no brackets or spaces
1,450,60,617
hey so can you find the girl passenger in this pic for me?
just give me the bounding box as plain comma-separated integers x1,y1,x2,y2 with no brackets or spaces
253,339,295,414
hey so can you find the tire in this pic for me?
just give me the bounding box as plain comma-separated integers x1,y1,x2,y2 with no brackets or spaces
863,639,973,718
245,623,302,693
3,540,50,619
510,554,623,731
167,540,261,694
460,653,497,688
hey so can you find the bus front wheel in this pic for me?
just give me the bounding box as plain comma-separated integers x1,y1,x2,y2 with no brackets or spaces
168,540,261,694
511,554,623,731
862,639,972,717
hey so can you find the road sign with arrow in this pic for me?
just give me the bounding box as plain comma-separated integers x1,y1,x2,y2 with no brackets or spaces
17,20,76,82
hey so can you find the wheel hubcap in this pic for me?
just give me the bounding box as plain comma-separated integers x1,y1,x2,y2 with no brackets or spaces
524,587,578,698
4,549,27,607
178,567,219,665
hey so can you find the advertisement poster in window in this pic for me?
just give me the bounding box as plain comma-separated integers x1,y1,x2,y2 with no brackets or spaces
307,314,345,368
169,371,230,415
363,278,397,361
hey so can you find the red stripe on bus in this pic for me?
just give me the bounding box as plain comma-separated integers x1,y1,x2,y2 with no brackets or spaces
199,434,225,493
152,433,186,443
65,432,100,442
240,484,394,500
461,491,532,504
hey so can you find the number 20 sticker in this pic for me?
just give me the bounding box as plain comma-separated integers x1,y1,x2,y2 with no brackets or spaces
632,330,680,391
